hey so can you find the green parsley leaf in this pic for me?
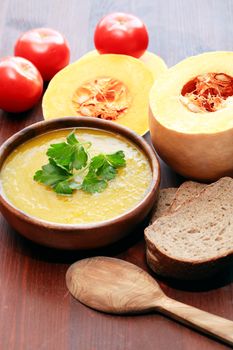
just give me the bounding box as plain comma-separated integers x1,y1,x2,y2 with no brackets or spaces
97,163,116,180
67,131,79,145
89,154,105,170
87,151,125,182
90,156,117,181
106,150,126,168
72,144,88,170
54,180,73,195
46,132,88,171
81,152,121,193
46,143,74,170
82,172,107,193
33,130,126,195
33,158,72,187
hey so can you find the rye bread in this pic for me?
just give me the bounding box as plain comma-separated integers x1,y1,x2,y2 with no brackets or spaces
150,182,206,224
168,181,206,212
150,188,177,223
145,177,233,280
145,249,223,280
147,181,207,279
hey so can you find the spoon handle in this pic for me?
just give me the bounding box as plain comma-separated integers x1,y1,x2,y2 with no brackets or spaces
157,296,233,346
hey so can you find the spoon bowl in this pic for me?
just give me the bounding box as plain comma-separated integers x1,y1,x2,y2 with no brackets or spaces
66,257,233,346
66,256,163,314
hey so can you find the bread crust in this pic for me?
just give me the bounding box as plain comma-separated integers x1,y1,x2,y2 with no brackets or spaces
146,248,233,280
146,248,213,280
168,181,206,212
145,177,233,280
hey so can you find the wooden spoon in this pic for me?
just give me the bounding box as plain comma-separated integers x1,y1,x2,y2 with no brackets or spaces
66,257,233,346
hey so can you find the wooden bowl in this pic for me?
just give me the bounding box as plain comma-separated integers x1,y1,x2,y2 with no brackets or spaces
0,117,160,250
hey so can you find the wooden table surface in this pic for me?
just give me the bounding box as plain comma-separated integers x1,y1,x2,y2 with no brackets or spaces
0,0,232,349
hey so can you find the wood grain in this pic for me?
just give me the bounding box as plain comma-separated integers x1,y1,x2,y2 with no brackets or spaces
0,0,232,349
66,256,163,314
66,257,233,346
160,297,233,347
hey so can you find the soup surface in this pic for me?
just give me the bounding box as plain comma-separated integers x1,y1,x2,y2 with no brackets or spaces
0,128,152,224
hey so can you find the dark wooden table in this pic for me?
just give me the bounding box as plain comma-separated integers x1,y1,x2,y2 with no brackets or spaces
0,1,232,349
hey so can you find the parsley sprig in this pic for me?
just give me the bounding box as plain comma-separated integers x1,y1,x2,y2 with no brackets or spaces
33,131,126,195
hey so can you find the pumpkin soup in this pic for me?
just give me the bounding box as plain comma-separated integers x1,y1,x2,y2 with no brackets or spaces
0,128,152,224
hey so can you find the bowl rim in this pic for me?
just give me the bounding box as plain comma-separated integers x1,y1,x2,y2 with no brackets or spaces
0,117,160,231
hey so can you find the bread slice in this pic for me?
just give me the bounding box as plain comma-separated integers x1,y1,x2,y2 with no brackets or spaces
146,249,172,278
148,181,207,279
146,248,223,280
145,177,233,280
168,181,206,212
150,188,177,223
150,182,206,224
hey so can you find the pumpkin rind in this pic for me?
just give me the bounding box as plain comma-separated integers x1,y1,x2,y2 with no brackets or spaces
149,51,233,181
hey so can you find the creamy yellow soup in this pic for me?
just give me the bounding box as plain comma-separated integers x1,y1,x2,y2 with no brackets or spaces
0,128,152,224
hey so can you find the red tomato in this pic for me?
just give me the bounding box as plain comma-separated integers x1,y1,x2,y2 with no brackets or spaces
0,56,43,113
94,12,149,58
14,28,70,81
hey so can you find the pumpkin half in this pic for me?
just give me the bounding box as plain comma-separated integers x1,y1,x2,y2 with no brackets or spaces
80,50,167,80
42,54,153,135
149,51,233,181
